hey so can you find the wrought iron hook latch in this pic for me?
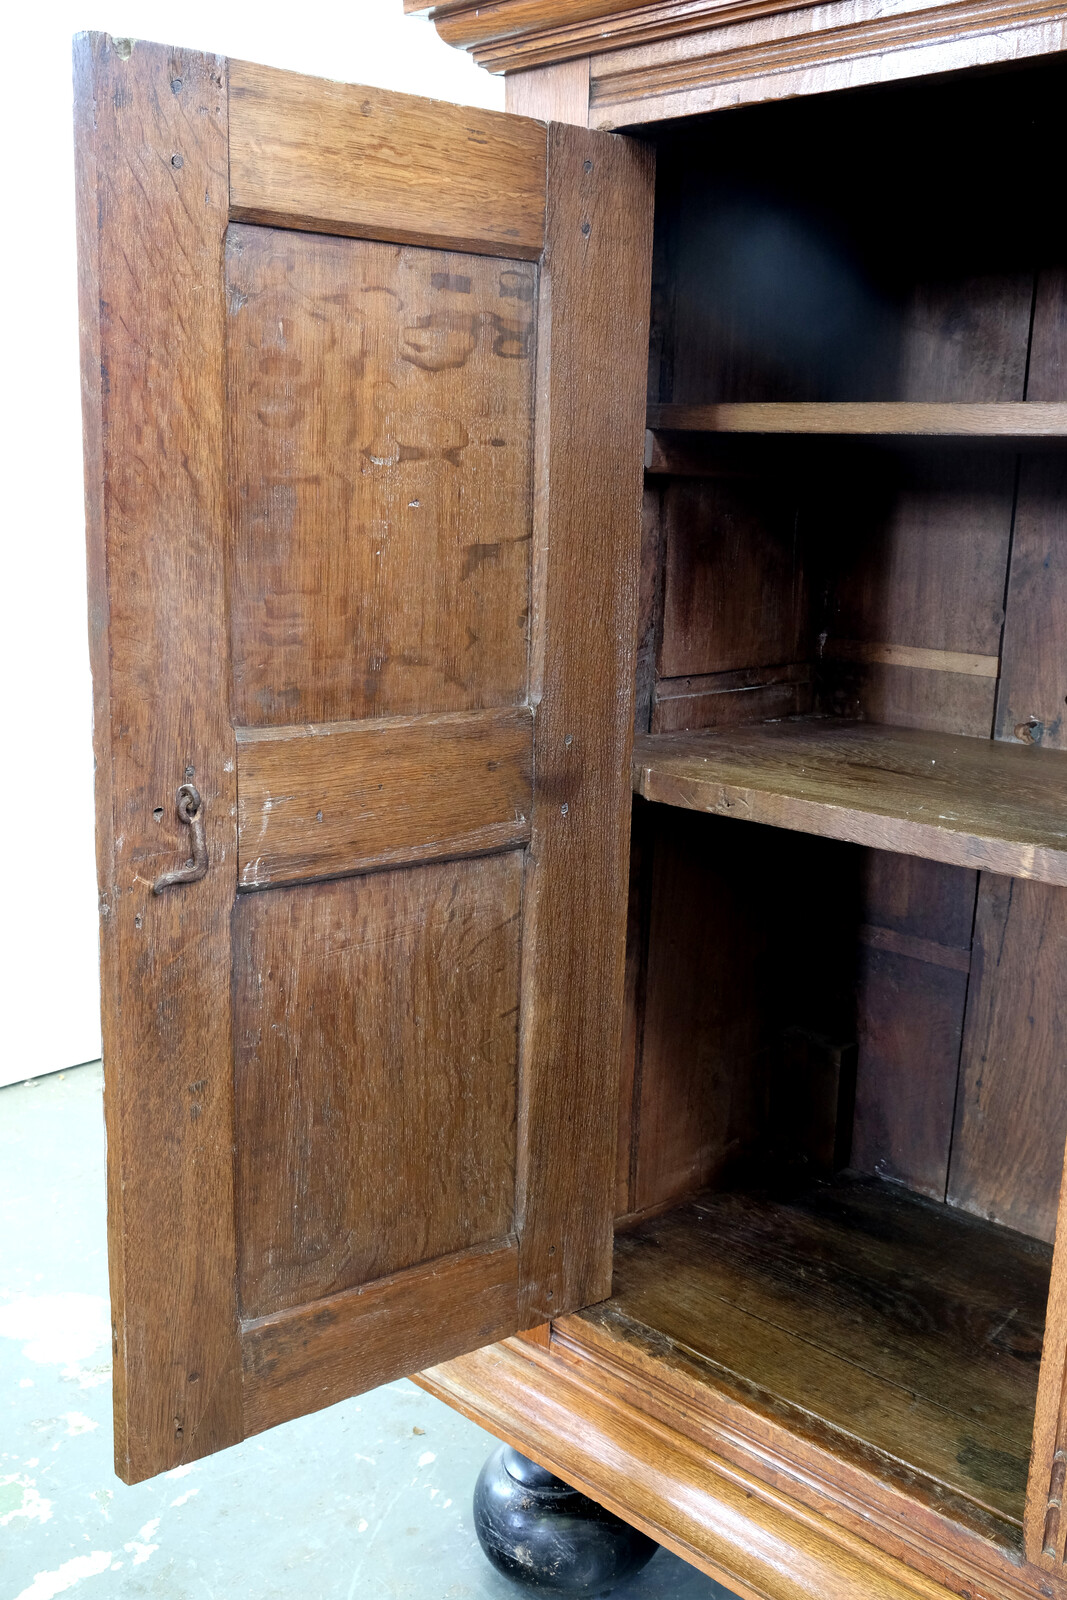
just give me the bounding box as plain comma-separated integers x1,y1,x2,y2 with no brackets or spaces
152,783,208,895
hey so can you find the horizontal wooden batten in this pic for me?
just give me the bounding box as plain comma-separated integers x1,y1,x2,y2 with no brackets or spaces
236,706,533,889
652,664,814,733
824,642,1000,678
633,721,1067,886
228,60,547,258
648,403,1067,437
242,1240,518,1436
858,923,972,974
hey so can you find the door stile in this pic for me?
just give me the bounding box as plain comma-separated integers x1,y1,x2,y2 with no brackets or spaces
1026,1147,1067,1565
516,124,655,1322
75,33,244,1481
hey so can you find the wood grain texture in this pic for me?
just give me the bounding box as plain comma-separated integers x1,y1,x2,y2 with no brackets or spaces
516,123,654,1321
633,810,777,1212
75,33,243,1484
993,284,1065,809
1029,268,1067,404
827,665,997,740
418,1336,972,1600
422,0,1062,100
856,923,971,974
601,1180,1049,1528
648,403,1067,434
997,455,1067,748
505,58,590,124
852,949,968,1199
227,225,535,727
228,59,547,257
634,722,1067,887
586,0,1067,128
617,799,652,1218
233,857,522,1318
1007,262,1067,1570
235,707,533,888
242,1240,518,1435
651,665,814,734
632,813,861,1215
658,477,808,678
948,878,1067,1245
816,450,1013,737
850,854,977,1199
425,0,802,71
826,642,998,678
634,485,665,736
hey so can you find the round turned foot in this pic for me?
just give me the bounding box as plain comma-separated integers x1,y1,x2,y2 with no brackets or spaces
473,1443,657,1596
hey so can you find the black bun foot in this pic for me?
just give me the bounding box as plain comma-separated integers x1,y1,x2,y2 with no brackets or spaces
473,1443,658,1596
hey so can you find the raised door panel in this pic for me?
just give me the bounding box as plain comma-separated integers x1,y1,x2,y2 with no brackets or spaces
76,32,653,1482
233,855,522,1318
227,226,535,726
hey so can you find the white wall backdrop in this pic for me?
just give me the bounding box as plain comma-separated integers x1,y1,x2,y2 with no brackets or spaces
0,0,503,1089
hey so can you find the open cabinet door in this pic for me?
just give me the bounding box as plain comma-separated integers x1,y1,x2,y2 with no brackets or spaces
75,32,653,1484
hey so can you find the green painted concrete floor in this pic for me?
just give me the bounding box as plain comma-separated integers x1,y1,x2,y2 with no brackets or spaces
1,1063,734,1600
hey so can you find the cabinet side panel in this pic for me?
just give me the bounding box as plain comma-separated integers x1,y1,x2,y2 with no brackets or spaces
517,123,654,1319
74,33,242,1482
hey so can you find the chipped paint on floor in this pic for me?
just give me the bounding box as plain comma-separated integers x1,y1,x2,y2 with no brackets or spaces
1,1063,733,1600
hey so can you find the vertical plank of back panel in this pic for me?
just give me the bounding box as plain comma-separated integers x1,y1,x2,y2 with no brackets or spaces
818,285,1022,1199
517,124,654,1320
850,855,977,1199
950,879,1067,1243
950,266,1067,1249
74,34,242,1481
995,266,1067,1567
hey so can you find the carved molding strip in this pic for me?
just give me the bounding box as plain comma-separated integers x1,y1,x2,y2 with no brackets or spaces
420,0,832,72
588,0,1067,105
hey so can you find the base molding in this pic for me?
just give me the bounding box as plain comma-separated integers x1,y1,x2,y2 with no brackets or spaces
416,1327,1060,1600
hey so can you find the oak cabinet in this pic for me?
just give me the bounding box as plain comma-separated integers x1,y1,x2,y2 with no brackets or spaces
76,9,1067,1600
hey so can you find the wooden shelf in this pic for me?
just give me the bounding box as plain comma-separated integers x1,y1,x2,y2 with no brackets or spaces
576,1178,1050,1536
632,720,1067,885
647,401,1067,436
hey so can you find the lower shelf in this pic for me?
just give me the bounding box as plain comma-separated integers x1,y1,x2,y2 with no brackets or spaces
579,1177,1050,1535
632,719,1067,886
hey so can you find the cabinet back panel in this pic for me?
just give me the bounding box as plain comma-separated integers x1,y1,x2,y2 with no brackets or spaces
631,56,1067,1239
648,62,1067,407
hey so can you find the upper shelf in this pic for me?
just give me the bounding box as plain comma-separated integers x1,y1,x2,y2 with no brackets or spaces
646,402,1067,437
633,720,1067,885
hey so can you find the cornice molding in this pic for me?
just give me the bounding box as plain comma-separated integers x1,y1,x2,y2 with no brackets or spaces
588,0,1067,106
411,0,830,73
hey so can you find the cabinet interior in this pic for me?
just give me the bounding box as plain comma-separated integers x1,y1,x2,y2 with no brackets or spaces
598,56,1067,1549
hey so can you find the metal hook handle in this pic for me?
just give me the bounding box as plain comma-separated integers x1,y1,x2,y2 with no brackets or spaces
152,783,208,895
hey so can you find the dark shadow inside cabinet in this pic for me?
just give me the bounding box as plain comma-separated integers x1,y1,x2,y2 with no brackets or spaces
600,55,1067,1551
